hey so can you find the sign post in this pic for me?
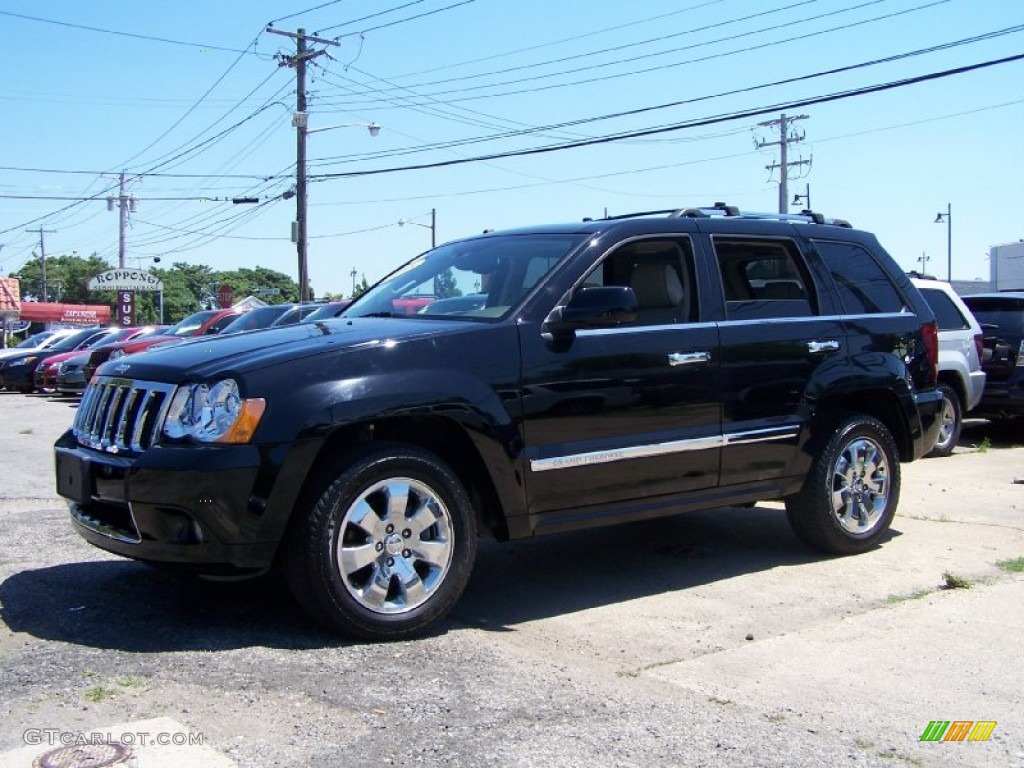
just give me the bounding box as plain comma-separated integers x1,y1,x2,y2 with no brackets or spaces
86,269,163,327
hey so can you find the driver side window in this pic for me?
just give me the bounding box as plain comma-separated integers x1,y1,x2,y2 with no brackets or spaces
581,238,696,326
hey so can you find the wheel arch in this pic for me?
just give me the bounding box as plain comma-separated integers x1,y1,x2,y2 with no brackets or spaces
815,386,915,462
302,415,515,542
935,369,967,409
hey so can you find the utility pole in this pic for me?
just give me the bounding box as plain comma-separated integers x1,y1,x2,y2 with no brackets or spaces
26,227,56,302
105,171,137,268
756,113,810,214
267,26,339,302
104,172,139,325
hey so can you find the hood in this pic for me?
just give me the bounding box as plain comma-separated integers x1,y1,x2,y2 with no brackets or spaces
95,316,477,382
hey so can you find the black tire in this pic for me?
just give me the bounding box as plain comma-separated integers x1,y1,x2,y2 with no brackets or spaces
926,383,962,458
785,414,900,555
282,442,477,640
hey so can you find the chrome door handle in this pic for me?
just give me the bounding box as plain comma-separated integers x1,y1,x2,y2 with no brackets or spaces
807,340,841,353
668,351,710,367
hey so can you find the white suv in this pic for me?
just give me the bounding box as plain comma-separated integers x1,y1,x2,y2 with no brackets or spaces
911,276,986,456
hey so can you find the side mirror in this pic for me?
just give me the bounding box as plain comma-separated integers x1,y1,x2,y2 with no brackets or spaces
542,286,637,341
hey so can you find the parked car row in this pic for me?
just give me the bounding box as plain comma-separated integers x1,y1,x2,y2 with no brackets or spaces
0,301,354,396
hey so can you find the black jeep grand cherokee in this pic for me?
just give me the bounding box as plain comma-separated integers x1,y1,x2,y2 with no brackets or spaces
55,204,943,640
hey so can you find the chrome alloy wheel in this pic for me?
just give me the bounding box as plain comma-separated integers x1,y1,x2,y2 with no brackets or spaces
830,436,890,535
335,477,455,614
934,394,957,451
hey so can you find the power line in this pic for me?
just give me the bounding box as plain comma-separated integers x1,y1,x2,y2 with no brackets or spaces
309,53,1024,180
315,1,430,33
390,0,728,79
386,0,828,92
321,0,478,37
321,0,953,107
305,27,1024,168
0,9,260,53
0,166,282,180
270,0,350,25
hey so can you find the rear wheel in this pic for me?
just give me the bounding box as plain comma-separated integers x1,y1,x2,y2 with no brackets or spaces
926,383,961,458
786,414,900,555
283,443,477,640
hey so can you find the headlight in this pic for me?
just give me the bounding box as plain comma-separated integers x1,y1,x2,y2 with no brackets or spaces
163,378,265,444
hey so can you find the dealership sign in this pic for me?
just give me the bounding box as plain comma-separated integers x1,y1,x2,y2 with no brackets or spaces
87,269,163,292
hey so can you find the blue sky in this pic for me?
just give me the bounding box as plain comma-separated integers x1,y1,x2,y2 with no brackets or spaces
1,0,1021,296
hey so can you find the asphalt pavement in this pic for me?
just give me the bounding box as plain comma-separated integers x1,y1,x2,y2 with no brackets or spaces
0,391,1021,767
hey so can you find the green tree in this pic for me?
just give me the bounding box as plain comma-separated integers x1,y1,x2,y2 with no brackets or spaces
218,267,299,304
434,268,461,299
13,252,114,305
351,274,371,299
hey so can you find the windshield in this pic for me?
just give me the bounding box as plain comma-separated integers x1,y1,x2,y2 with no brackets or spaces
48,327,107,353
221,306,292,333
304,301,351,322
16,331,53,348
164,310,218,337
348,234,584,320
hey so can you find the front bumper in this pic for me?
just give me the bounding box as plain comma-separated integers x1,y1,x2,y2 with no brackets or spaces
56,370,87,394
0,362,35,391
54,430,298,572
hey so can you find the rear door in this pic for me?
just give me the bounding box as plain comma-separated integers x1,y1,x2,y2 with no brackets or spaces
708,231,846,488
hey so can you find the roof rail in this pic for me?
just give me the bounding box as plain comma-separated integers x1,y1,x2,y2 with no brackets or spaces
596,202,852,228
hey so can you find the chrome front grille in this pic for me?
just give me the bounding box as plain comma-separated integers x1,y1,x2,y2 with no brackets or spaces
73,377,177,454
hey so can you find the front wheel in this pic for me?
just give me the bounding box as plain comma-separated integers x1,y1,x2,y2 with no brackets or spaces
926,383,962,458
786,414,900,555
283,443,477,640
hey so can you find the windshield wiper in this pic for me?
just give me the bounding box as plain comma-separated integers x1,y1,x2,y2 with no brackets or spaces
358,312,395,318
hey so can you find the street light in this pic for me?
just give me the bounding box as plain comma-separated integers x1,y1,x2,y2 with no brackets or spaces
791,183,811,211
294,114,380,302
934,203,952,281
398,208,436,248
307,121,381,136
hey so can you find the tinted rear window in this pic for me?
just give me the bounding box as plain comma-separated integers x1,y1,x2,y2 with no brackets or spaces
813,240,905,314
919,288,969,331
962,297,1024,340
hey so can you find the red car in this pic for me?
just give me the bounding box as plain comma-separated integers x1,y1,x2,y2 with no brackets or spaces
34,326,158,393
85,308,248,380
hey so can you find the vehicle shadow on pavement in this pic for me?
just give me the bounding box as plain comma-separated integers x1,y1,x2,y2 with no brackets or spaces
0,561,346,652
453,505,901,630
0,506,901,647
960,418,1023,450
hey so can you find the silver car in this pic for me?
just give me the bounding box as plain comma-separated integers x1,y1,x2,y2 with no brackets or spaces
911,276,987,456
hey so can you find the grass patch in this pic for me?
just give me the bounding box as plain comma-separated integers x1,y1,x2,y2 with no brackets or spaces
976,436,991,453
885,588,932,604
84,685,117,702
996,556,1024,573
941,571,973,590
116,675,146,688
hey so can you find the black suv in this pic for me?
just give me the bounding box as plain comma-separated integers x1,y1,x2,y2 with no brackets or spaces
55,204,943,640
962,291,1024,419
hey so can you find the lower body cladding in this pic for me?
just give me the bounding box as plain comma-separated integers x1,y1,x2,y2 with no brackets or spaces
54,430,287,573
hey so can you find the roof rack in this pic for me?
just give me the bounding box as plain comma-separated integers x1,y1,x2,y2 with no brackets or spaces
595,202,852,228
